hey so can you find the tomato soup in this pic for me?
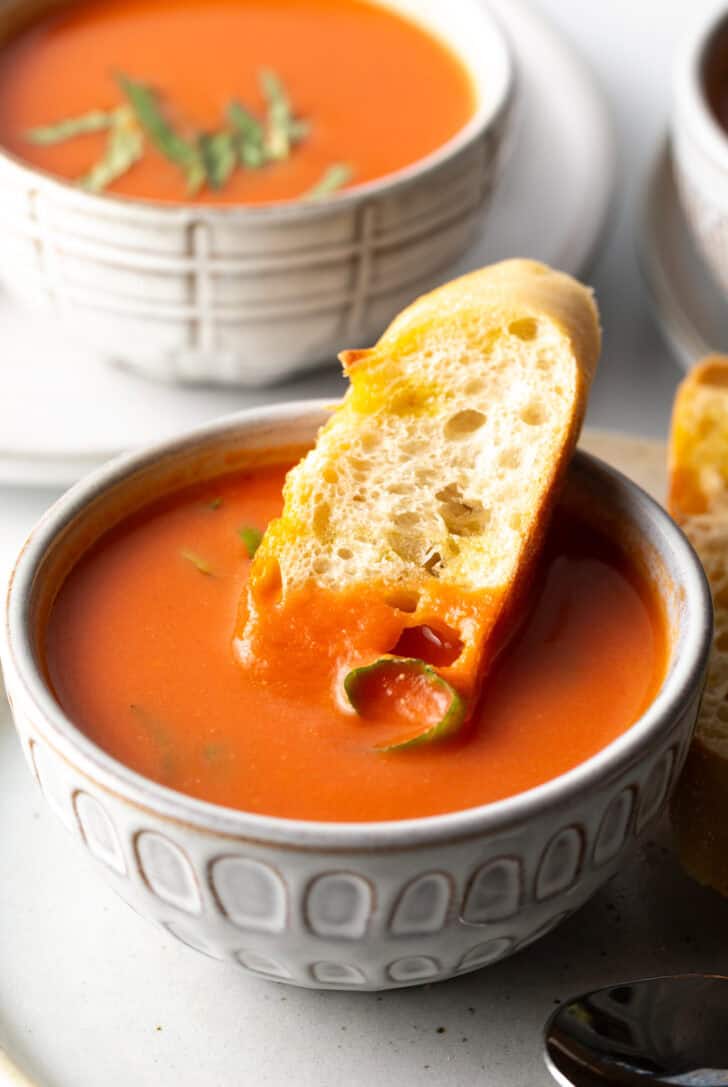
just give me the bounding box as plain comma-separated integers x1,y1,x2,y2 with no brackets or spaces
0,0,475,204
43,462,668,823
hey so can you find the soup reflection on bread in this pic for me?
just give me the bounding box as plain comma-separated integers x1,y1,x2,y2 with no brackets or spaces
44,462,667,823
0,0,475,203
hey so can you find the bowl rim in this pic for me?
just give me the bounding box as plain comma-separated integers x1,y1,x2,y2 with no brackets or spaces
2,399,713,850
673,4,728,173
0,0,514,223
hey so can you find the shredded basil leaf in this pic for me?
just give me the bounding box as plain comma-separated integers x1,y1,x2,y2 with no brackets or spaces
180,548,215,576
260,68,293,161
344,656,466,751
26,109,117,145
130,704,176,777
27,71,349,200
238,525,263,558
79,111,144,193
260,68,308,161
304,163,353,200
116,73,205,194
199,130,236,190
227,101,267,168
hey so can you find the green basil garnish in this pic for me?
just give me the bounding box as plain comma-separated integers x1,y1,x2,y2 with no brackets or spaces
305,163,353,200
180,548,214,576
79,111,144,193
238,525,263,558
227,100,267,168
26,70,354,200
27,109,118,144
260,68,308,160
198,130,236,190
344,656,466,751
130,703,175,778
116,73,205,194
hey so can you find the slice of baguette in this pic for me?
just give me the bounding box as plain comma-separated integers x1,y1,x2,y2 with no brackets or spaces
669,356,728,894
235,260,600,720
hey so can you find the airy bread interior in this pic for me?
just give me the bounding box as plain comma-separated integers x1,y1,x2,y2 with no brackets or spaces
277,320,578,592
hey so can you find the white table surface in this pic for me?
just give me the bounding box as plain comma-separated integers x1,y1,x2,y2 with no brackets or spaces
1,2,727,1085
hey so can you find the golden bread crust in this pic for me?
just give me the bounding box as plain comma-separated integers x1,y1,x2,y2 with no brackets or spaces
669,355,728,892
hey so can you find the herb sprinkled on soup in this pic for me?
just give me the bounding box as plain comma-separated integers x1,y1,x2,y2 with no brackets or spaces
44,463,668,823
0,0,476,203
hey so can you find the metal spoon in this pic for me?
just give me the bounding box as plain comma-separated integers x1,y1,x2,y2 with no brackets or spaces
544,975,728,1087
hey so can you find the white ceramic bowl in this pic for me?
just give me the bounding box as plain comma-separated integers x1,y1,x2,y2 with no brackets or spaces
673,5,728,296
0,0,513,387
1,403,712,990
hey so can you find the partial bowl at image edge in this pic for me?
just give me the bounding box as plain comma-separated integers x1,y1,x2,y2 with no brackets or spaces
672,3,728,302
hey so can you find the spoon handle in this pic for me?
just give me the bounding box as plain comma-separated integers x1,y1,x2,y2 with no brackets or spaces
0,1045,40,1087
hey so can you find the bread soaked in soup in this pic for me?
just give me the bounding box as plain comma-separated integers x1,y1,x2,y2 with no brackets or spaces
237,260,601,726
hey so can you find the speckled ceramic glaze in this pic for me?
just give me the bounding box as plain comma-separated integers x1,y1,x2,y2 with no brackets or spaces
672,5,728,296
0,0,513,388
1,403,712,990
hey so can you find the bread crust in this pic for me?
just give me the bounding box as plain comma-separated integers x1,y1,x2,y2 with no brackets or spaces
669,355,728,892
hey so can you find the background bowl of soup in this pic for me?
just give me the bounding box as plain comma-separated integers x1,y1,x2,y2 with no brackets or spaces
0,0,513,386
0,402,712,990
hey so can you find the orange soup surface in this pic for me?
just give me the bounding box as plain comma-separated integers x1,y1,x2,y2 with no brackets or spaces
45,463,668,823
0,0,475,204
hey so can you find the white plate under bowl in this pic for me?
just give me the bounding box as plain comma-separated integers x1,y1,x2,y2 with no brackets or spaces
639,138,728,368
0,0,616,487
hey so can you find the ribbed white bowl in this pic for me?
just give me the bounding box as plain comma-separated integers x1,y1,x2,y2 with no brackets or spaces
0,0,513,386
0,403,712,990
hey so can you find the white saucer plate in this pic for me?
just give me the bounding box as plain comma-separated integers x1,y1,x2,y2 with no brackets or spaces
639,139,728,368
0,0,616,487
